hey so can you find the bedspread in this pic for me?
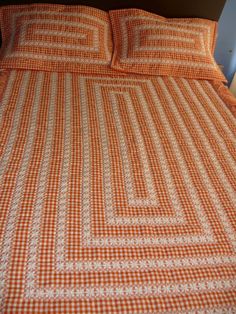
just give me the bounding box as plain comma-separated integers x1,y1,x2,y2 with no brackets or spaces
0,69,236,313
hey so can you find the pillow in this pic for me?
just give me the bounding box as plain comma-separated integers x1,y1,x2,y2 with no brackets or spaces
0,4,113,73
109,9,226,81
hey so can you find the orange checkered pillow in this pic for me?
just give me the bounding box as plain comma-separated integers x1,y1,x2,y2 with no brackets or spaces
0,4,113,73
109,9,226,81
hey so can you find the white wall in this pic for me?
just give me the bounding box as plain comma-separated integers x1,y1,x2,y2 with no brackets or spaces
215,0,236,84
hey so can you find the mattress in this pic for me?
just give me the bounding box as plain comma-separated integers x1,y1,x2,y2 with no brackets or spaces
0,4,236,314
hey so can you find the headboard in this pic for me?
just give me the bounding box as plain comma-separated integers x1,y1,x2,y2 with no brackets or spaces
0,0,226,21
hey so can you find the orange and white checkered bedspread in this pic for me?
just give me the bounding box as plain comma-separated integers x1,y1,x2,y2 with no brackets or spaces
0,70,236,313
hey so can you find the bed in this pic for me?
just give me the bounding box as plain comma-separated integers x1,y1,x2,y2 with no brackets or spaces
0,1,236,313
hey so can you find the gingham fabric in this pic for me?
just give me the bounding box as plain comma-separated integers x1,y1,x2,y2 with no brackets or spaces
0,4,113,74
0,69,235,313
109,9,226,81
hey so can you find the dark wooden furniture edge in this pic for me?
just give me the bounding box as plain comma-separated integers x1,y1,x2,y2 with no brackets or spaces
0,0,226,21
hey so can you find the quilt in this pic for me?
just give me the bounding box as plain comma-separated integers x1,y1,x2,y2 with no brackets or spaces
0,4,236,314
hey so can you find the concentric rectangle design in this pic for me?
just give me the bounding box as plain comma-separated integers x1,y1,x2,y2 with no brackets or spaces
0,70,236,313
0,4,113,73
109,9,226,81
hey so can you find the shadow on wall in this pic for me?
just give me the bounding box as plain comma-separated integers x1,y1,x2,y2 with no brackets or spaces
215,0,236,85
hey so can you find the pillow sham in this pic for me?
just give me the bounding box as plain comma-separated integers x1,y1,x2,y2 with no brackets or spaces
109,8,226,81
0,4,113,73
